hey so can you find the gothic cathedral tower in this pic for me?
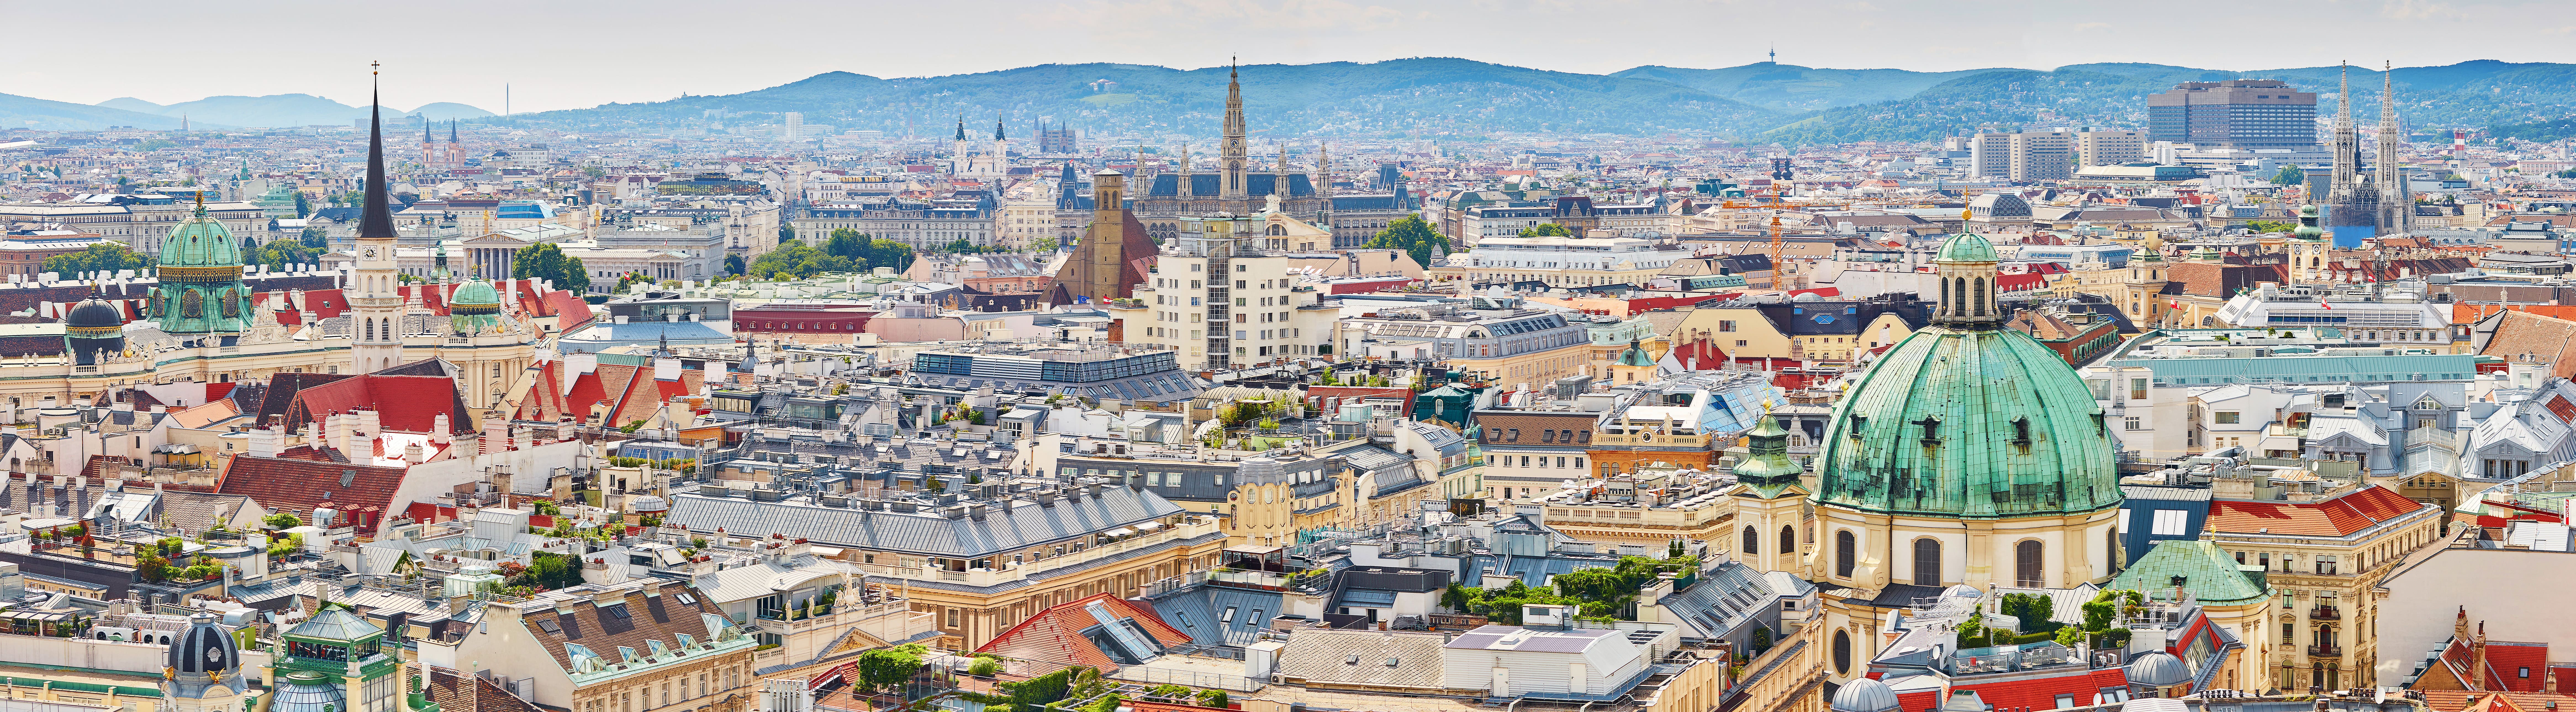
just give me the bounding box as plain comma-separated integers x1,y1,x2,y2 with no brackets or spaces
349,63,407,374
2375,63,2411,235
1220,59,1248,200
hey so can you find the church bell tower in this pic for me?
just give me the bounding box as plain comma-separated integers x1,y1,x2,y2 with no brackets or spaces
349,62,407,374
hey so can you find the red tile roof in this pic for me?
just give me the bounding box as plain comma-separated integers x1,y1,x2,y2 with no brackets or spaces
514,360,701,429
1951,668,2129,711
973,592,1192,674
215,455,410,534
2419,691,2576,712
281,375,474,434
2490,643,2553,692
2204,485,2428,537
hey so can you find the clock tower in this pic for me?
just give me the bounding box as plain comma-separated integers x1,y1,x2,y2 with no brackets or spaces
349,62,407,374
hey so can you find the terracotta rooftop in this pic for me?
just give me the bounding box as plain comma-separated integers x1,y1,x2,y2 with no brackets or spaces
2204,485,2430,537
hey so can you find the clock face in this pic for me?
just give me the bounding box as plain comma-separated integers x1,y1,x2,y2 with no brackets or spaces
363,248,378,260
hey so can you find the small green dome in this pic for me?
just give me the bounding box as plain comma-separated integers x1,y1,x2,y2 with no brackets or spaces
1732,412,1803,494
1816,327,2120,518
1933,232,1999,263
2293,205,2326,241
450,279,502,314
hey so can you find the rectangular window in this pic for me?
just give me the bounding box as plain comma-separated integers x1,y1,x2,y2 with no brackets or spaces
2131,378,2148,400
2151,509,2188,536
2215,411,2240,424
1718,320,1736,332
2124,417,2143,431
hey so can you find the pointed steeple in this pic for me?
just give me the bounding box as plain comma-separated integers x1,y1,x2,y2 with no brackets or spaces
425,117,436,146
1220,57,1248,200
994,114,1006,141
2377,60,2410,234
955,117,966,141
357,63,398,242
449,119,459,144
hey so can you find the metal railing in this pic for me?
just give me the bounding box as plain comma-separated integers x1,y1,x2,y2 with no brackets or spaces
2309,644,2343,657
2310,605,2340,621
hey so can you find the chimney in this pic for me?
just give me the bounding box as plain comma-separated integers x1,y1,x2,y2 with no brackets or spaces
249,427,280,458
355,408,382,441
430,413,452,445
483,417,508,455
2472,621,2490,690
404,442,426,465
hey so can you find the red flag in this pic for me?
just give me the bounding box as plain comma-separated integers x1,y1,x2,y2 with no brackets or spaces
2321,301,2332,310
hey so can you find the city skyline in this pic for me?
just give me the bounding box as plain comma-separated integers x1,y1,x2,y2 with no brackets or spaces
6,0,2566,115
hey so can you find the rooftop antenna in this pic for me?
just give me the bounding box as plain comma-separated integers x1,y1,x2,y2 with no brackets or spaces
1769,44,1776,64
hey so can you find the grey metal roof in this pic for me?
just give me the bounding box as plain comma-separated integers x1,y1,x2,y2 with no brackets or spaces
664,486,1186,558
286,606,382,641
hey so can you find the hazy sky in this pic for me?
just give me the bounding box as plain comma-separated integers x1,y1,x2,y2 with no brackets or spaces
11,0,2568,114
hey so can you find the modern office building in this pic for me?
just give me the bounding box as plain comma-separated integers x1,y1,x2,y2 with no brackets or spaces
2146,80,2320,150
1969,130,2074,181
2074,129,2146,166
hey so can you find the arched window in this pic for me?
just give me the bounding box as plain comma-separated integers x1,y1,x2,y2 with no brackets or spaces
1835,530,1856,578
1913,538,1942,587
2015,540,2044,587
2108,527,2123,573
1741,526,1759,554
1973,278,1988,317
1780,525,1797,554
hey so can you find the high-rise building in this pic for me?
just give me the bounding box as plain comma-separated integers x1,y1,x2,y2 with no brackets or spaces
2146,79,2319,150
2074,129,2145,166
1969,130,2074,181
782,111,804,141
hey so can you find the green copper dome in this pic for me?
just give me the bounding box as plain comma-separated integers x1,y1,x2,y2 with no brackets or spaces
158,201,244,269
1933,232,2000,263
2293,205,2326,241
1732,411,1803,497
150,198,250,336
1815,326,2120,518
447,279,503,335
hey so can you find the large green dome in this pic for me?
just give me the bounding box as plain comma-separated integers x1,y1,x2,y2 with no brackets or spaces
450,279,502,312
1815,325,2120,518
158,203,243,269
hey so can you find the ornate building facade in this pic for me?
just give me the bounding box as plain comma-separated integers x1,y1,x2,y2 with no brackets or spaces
1130,65,1327,242
0,69,550,416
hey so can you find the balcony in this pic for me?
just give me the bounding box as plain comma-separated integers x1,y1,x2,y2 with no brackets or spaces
2309,644,2343,658
2310,605,2340,621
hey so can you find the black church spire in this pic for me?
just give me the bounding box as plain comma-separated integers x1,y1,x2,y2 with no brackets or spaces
357,62,398,242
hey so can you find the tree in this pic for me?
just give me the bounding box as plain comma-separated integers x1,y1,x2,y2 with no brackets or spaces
746,241,855,280
512,242,590,292
1029,236,1058,253
856,644,927,692
866,239,915,272
777,225,796,244
722,254,746,276
508,551,585,590
43,242,148,277
967,656,1001,677
1516,223,1575,238
1363,215,1449,269
824,229,871,260
2271,165,2306,185
293,192,311,218
263,512,302,529
943,238,976,254
2244,220,2295,233
250,239,318,271
614,271,656,294
299,225,329,249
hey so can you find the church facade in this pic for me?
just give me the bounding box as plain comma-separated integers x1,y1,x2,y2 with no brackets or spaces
1725,230,2126,686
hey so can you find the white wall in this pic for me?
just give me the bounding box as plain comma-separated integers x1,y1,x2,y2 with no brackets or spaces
2376,548,2576,684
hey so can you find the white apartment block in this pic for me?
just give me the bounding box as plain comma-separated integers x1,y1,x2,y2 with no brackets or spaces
1114,208,1340,371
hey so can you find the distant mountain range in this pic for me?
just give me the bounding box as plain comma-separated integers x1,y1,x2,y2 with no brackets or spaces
91,94,496,128
18,59,2576,144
